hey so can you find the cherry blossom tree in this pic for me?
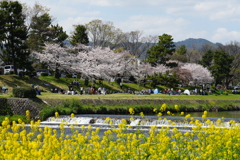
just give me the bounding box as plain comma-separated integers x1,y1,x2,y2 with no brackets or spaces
32,43,137,80
135,62,170,86
137,62,169,79
180,63,213,85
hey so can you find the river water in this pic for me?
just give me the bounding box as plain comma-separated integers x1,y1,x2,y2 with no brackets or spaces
185,110,240,119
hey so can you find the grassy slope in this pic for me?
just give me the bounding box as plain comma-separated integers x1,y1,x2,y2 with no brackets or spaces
0,75,149,95
0,75,240,100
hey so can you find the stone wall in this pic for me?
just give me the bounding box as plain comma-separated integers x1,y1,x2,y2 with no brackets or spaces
0,98,44,120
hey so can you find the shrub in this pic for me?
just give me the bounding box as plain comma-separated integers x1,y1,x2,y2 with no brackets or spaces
9,71,14,74
41,72,48,76
223,92,228,95
12,87,36,98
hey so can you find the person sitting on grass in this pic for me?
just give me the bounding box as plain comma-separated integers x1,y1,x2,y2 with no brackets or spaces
35,86,41,95
2,85,8,93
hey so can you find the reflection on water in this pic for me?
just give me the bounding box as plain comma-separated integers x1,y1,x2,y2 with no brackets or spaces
186,111,240,119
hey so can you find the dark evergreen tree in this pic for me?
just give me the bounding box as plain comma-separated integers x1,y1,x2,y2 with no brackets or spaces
51,24,68,47
70,25,89,46
0,1,31,73
27,13,52,51
209,50,234,86
146,33,175,67
199,50,214,68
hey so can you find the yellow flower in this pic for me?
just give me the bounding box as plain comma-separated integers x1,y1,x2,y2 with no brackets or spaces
174,105,179,111
129,108,135,115
26,110,30,120
140,112,144,118
180,112,184,116
153,108,158,113
160,103,167,112
55,112,59,118
185,114,191,120
157,112,162,117
203,110,208,116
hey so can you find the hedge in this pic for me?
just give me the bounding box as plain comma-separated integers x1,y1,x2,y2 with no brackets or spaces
12,87,36,98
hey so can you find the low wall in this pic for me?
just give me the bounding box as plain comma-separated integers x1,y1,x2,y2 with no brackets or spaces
0,98,44,120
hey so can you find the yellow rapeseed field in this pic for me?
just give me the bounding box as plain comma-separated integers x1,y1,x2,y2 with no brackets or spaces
0,107,240,160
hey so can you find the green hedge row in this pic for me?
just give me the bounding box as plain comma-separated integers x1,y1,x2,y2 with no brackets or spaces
12,87,36,98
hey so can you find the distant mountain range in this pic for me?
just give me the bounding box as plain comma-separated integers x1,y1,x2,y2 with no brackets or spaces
175,38,222,49
64,38,222,50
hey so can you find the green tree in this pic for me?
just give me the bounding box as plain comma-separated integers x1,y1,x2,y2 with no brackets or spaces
176,45,187,55
28,13,68,51
51,24,68,46
146,33,175,66
147,70,179,88
209,50,234,86
199,50,214,68
70,24,89,46
0,1,31,73
27,13,53,51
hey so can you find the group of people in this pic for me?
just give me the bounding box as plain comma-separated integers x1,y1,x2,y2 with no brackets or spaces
89,86,107,95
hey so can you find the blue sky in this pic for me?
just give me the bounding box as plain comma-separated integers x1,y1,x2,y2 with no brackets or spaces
19,0,240,44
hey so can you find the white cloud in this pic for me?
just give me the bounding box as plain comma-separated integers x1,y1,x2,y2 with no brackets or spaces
211,28,240,43
16,0,240,43
58,16,99,35
116,15,192,41
82,11,101,16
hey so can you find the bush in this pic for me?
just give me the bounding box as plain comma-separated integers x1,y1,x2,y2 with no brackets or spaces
9,71,14,74
223,92,228,95
40,99,83,120
12,87,36,98
41,72,48,76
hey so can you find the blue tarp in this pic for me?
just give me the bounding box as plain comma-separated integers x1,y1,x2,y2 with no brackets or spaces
154,88,159,94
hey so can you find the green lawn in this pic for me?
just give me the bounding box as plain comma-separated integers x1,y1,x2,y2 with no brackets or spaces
35,92,240,100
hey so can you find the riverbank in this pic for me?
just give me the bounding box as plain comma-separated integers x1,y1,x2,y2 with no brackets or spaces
1,97,240,120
